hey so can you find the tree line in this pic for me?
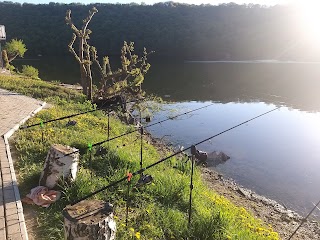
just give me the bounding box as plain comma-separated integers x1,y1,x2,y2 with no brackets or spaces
0,1,318,61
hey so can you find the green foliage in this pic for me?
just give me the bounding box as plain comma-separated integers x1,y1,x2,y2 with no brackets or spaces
4,39,27,62
8,64,15,71
0,74,85,102
21,65,39,78
0,75,280,240
95,41,152,99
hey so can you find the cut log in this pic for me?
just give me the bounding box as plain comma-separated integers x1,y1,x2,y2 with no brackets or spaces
39,144,79,188
63,200,116,240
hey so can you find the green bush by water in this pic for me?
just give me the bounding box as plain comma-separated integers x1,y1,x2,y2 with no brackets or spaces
21,65,39,79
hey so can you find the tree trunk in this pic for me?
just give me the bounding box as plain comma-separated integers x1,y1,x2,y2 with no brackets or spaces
86,64,93,101
63,200,116,240
80,62,88,97
39,144,79,188
2,50,9,69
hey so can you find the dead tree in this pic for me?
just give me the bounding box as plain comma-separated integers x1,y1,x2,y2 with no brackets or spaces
66,7,153,101
65,7,98,100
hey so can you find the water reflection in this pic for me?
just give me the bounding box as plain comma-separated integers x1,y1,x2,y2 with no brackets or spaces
14,57,320,112
143,60,320,113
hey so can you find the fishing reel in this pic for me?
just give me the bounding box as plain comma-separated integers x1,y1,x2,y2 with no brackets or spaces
135,173,153,188
191,145,208,163
66,120,77,127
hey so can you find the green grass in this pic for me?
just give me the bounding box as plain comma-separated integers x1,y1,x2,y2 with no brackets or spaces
0,74,280,240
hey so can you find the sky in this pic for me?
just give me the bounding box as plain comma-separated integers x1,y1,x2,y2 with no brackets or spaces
2,0,290,6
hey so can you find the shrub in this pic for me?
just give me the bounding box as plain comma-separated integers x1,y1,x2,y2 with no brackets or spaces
21,65,39,79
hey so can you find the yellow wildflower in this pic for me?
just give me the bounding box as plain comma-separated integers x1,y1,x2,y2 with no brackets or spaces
135,232,141,239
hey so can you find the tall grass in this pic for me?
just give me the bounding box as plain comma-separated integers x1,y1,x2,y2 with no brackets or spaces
0,75,279,239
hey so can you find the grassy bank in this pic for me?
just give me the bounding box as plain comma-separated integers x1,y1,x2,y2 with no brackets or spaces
0,74,279,240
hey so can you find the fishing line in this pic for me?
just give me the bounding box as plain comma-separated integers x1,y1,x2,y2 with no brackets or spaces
53,102,217,161
71,106,280,205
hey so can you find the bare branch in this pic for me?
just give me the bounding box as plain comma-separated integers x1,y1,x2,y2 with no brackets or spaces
82,7,98,33
91,47,105,77
65,10,81,37
68,33,81,63
103,56,113,75
7,53,19,63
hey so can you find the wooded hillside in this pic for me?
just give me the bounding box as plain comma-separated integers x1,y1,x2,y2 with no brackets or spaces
0,2,318,60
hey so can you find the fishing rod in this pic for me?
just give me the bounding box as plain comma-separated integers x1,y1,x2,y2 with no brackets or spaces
20,96,135,130
20,109,97,129
188,154,195,226
288,199,320,240
53,102,218,160
91,102,217,147
71,106,280,205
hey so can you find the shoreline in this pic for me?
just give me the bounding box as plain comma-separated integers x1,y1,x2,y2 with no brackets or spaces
145,131,320,240
201,167,320,240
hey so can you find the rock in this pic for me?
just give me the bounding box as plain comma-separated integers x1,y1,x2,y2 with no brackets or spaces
206,151,230,167
237,187,252,199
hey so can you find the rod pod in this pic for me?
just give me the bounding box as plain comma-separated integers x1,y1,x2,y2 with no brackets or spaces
126,172,133,227
188,145,196,226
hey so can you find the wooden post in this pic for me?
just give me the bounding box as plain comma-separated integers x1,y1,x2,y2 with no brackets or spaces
63,200,116,240
39,144,79,188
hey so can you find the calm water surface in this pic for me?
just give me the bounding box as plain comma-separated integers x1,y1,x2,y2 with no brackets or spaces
16,57,320,217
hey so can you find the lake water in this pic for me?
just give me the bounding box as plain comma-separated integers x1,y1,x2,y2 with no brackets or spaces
15,57,320,218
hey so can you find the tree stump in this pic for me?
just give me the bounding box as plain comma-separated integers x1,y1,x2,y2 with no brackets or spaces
63,200,116,240
39,144,79,188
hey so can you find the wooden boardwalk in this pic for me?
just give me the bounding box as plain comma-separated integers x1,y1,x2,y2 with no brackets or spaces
0,88,46,240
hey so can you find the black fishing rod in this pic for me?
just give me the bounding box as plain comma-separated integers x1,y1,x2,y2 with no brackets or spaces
91,102,217,147
288,199,320,240
53,102,218,160
71,106,280,205
188,154,195,226
20,96,135,130
20,109,97,129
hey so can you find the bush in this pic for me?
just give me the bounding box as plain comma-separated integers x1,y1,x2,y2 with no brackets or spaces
21,65,39,78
